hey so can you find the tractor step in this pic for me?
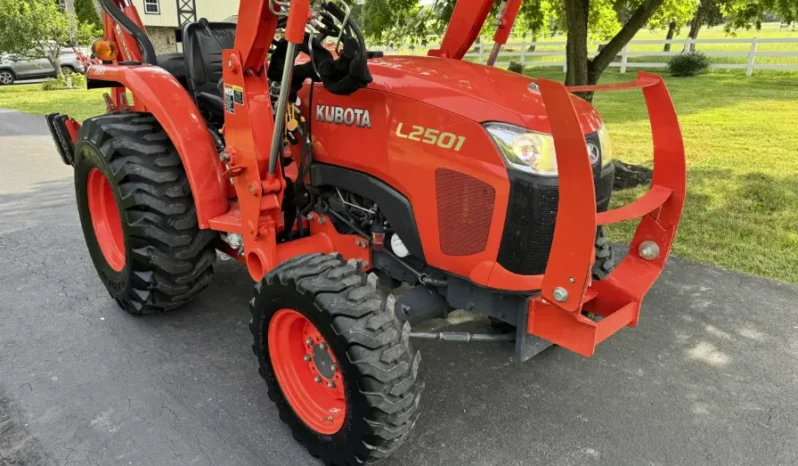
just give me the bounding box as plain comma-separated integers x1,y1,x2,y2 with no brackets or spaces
45,113,79,166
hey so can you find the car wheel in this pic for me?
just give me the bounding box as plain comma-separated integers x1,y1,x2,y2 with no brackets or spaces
61,66,74,75
0,71,14,85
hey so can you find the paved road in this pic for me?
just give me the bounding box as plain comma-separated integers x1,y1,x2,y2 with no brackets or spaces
2,108,798,466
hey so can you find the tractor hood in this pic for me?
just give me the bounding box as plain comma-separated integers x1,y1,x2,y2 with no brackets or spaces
367,56,602,135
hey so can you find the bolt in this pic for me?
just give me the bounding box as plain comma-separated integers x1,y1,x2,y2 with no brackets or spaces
306,338,313,347
569,277,575,284
318,217,326,224
326,415,334,422
314,376,322,383
220,151,231,163
304,354,311,362
319,343,327,351
227,59,232,68
248,185,255,195
327,380,335,388
307,212,315,220
360,260,369,268
331,363,337,372
639,240,660,261
553,287,569,303
355,238,361,247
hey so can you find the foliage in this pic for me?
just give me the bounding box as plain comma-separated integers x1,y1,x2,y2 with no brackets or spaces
75,0,101,28
41,73,87,91
725,0,798,31
507,61,525,73
0,0,98,76
667,51,710,75
648,0,700,31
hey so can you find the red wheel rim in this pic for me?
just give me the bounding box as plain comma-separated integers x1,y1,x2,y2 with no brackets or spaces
268,309,346,434
87,168,125,272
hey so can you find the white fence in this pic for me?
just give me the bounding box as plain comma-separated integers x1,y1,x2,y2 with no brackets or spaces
380,37,798,77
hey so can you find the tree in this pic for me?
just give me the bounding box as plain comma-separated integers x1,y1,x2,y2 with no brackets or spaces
0,0,99,77
684,0,724,51
725,0,798,31
360,0,697,99
76,0,102,28
646,0,699,50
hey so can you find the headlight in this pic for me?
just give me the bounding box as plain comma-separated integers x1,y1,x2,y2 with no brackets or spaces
484,122,612,176
597,123,613,167
484,123,558,177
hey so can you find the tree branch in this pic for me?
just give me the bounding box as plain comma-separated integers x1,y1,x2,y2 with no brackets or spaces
590,0,666,78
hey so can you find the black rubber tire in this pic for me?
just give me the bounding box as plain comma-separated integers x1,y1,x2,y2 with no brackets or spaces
0,70,15,85
74,113,216,315
593,226,616,280
250,254,423,465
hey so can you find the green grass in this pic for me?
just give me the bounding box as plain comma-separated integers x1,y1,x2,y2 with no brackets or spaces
0,84,106,121
2,67,798,283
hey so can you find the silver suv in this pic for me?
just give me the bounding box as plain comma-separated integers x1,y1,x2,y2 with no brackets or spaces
0,48,87,85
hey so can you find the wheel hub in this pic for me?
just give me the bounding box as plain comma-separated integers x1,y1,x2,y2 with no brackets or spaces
311,344,336,379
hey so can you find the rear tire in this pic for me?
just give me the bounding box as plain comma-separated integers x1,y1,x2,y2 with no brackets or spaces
74,113,216,315
250,254,423,465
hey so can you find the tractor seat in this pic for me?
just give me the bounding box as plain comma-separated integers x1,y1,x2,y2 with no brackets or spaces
182,20,236,126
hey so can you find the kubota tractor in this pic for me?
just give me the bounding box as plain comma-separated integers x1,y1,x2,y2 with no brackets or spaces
45,0,686,463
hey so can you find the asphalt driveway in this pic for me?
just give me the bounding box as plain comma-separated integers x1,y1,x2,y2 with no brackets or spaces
1,109,797,466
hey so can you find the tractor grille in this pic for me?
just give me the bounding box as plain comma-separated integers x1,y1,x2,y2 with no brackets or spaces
496,131,614,276
435,168,496,256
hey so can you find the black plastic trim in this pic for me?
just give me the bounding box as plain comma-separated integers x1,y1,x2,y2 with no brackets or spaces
309,163,425,261
496,161,615,276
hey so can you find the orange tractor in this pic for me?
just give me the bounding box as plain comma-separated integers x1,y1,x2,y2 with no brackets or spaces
46,0,685,463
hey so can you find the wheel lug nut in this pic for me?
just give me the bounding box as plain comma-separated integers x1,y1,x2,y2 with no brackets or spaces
319,343,327,351
304,354,311,362
314,376,322,383
327,380,335,388
306,338,313,347
327,415,334,422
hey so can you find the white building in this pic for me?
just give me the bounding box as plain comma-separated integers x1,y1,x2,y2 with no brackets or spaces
132,0,240,54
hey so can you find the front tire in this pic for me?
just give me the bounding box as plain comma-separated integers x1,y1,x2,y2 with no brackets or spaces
74,113,216,315
250,254,423,465
0,70,15,85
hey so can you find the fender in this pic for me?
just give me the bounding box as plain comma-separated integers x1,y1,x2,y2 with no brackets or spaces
87,64,228,227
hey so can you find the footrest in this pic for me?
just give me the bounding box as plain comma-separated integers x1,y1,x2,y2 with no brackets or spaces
45,113,77,166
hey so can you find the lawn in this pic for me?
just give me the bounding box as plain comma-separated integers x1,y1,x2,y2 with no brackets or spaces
2,67,798,283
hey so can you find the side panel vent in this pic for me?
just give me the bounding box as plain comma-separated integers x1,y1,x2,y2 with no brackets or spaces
435,168,496,256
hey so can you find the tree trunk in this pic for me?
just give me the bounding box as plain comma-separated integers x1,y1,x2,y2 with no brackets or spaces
687,11,702,52
93,0,104,19
527,35,538,52
65,0,78,44
50,52,63,78
664,22,676,52
562,0,666,187
564,0,590,98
